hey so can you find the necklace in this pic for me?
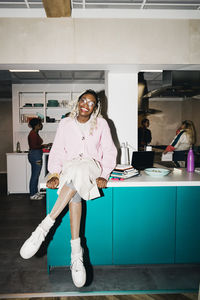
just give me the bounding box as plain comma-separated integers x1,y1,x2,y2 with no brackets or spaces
76,118,91,140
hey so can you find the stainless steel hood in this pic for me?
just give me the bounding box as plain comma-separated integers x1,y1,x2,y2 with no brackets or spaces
138,72,162,115
144,70,200,99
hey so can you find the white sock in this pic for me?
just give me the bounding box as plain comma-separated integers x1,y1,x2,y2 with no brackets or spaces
40,214,55,233
71,237,81,255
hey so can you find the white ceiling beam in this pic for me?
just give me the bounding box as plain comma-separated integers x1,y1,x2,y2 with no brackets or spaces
0,8,46,17
71,1,200,8
1,64,200,72
72,8,200,19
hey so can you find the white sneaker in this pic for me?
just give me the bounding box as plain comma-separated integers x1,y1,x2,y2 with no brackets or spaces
30,193,43,200
71,249,86,288
20,225,47,259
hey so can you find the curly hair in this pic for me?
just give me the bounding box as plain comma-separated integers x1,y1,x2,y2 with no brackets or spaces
70,89,102,135
28,118,42,129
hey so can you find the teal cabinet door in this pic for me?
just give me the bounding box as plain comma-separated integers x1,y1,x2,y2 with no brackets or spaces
46,188,113,270
46,189,71,270
113,187,176,264
176,186,200,263
84,188,113,265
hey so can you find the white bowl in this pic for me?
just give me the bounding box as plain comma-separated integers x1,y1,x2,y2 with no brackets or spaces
144,168,170,177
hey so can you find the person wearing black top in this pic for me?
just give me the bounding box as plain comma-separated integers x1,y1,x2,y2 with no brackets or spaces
138,118,152,150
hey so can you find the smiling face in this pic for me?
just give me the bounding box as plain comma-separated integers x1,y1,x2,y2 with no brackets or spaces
77,93,97,122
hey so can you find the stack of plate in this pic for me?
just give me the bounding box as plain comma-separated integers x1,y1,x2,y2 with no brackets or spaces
33,103,43,107
47,100,59,107
23,103,32,107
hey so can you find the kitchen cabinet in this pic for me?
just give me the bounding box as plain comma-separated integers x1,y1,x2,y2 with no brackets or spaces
46,189,71,269
6,153,48,194
175,186,200,263
46,188,113,271
45,185,200,270
6,153,30,194
113,187,176,264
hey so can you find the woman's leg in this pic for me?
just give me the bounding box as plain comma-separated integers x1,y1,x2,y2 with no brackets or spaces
69,201,82,240
28,151,42,197
50,185,76,220
20,184,76,259
69,201,86,288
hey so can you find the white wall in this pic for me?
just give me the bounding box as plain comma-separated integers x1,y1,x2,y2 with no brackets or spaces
105,71,138,163
0,18,200,65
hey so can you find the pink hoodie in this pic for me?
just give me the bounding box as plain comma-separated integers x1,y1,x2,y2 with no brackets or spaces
48,117,117,180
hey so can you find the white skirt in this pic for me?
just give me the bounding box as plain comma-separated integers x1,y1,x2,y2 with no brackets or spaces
58,157,102,200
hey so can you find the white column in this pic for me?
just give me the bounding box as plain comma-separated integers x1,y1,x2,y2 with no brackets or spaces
105,71,138,158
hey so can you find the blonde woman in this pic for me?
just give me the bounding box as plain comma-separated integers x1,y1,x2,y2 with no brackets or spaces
164,120,196,154
20,89,117,288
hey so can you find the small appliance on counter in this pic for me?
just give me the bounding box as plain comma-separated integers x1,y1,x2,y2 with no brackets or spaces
131,151,155,170
120,142,129,165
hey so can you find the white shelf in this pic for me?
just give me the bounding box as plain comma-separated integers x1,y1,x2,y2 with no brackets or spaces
12,83,105,151
17,91,76,125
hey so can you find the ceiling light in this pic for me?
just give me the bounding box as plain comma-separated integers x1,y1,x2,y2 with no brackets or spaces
9,70,40,72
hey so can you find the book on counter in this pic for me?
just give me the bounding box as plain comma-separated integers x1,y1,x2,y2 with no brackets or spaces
111,164,139,179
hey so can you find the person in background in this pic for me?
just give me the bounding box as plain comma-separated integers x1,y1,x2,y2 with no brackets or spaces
20,90,117,288
163,120,196,167
138,118,152,150
28,118,51,200
163,120,196,154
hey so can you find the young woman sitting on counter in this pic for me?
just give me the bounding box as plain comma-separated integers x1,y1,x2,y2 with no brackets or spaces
20,89,117,288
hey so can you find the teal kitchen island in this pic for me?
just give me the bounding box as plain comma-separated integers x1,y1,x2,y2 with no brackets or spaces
45,168,200,272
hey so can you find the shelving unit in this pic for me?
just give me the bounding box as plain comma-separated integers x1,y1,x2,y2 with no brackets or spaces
18,91,75,125
12,83,105,150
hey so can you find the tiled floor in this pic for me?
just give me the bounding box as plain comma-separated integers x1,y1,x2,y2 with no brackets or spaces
0,174,199,297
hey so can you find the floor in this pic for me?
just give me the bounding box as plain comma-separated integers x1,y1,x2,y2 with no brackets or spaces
0,174,199,298
0,295,198,300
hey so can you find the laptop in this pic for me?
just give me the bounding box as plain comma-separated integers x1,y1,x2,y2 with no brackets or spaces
131,151,155,170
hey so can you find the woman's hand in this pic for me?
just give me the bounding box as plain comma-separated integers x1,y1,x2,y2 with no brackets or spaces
96,177,107,189
46,177,59,189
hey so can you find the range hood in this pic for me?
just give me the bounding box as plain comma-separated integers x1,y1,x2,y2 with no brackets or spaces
144,70,200,99
138,72,162,115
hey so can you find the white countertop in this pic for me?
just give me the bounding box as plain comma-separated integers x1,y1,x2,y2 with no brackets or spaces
40,164,200,189
107,168,200,187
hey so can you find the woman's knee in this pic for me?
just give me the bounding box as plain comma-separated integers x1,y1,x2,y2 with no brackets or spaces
36,159,42,166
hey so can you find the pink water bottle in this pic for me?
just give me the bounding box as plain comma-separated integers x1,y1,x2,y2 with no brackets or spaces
187,148,194,172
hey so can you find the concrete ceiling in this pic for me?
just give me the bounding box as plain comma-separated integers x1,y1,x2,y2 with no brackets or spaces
1,69,200,99
0,70,105,98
